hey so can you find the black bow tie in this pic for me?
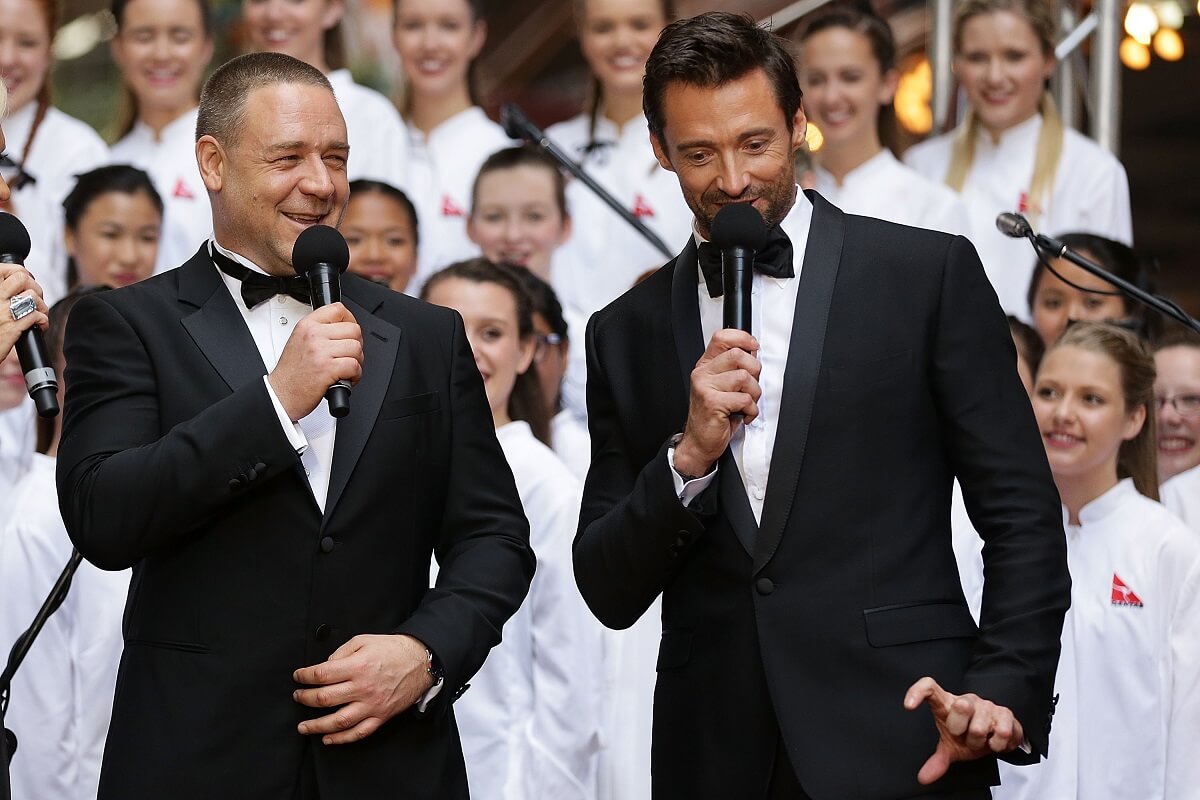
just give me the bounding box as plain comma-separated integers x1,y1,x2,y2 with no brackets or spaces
212,248,311,309
696,226,795,299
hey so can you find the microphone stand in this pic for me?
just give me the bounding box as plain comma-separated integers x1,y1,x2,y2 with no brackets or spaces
0,549,84,800
1007,216,1200,335
499,104,674,260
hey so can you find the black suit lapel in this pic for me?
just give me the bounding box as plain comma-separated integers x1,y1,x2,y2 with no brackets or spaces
754,191,845,574
322,281,400,527
178,248,268,393
670,239,757,560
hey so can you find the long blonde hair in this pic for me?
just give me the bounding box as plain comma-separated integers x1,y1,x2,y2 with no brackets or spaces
945,0,1062,225
1049,323,1160,501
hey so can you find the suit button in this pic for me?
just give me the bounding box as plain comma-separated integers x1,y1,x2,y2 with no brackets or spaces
228,476,245,490
246,466,258,481
314,624,330,641
319,536,335,553
756,578,775,596
255,462,267,472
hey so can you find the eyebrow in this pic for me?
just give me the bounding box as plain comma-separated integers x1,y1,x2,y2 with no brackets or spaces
674,127,777,151
266,141,350,153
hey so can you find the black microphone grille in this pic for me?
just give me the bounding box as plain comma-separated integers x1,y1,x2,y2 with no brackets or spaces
291,224,349,277
710,203,770,251
500,103,533,143
995,212,1032,239
0,213,33,262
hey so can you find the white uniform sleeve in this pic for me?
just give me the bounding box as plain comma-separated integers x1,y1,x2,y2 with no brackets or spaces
522,478,602,800
1165,550,1200,798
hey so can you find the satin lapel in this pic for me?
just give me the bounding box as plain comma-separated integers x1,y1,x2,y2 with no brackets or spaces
322,287,399,527
178,250,267,392
670,239,756,560
753,192,845,574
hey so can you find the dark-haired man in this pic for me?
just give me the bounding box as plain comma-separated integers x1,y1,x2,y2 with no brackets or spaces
574,12,1070,800
57,52,533,799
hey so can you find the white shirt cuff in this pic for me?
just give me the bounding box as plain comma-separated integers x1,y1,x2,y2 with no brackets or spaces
416,680,444,713
667,445,717,507
263,376,309,455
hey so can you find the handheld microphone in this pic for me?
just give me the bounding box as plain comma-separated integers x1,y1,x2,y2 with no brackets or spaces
0,213,58,418
710,203,769,334
291,224,352,418
995,212,1033,240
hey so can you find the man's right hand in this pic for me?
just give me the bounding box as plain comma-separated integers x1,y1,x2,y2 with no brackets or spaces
672,328,761,477
268,302,363,421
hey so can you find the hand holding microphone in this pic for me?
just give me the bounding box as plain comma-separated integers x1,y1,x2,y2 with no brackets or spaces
268,225,361,421
0,213,56,418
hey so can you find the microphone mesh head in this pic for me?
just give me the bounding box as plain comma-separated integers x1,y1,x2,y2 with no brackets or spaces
710,203,770,250
291,224,349,276
0,213,33,261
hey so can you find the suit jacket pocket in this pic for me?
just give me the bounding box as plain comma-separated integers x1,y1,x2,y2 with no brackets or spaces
657,630,693,671
862,601,977,647
381,391,440,420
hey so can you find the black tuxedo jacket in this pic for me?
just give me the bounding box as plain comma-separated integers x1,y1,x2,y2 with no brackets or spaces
574,192,1070,800
57,247,535,799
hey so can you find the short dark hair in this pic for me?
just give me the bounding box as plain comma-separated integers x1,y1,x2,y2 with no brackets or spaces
1153,326,1200,352
514,265,568,341
63,164,163,289
1006,314,1045,374
643,11,803,142
196,52,333,147
471,146,569,221
348,179,421,248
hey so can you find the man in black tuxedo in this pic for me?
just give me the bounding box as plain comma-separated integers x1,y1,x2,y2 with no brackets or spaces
56,53,534,799
573,13,1070,800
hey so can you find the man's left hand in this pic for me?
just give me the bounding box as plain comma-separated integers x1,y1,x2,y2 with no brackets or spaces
293,634,435,745
904,676,1024,785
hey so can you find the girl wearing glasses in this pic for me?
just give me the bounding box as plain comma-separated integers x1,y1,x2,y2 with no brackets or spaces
422,258,601,800
1155,329,1200,529
995,321,1200,799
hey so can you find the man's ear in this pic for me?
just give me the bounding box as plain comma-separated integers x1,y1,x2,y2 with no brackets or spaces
196,135,226,193
651,133,674,173
790,103,809,152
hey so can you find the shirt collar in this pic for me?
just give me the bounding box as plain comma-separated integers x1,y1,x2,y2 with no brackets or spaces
1075,477,1138,525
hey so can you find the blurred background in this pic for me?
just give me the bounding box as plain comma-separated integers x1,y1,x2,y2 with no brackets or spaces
49,0,1200,313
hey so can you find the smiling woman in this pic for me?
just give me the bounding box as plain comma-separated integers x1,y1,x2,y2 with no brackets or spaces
0,0,109,304
904,0,1133,319
108,0,215,273
62,165,163,290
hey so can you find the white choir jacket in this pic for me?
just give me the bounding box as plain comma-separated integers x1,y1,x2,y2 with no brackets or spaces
544,113,694,425
325,69,409,189
405,106,514,290
1161,464,1200,533
0,454,129,800
454,420,602,800
904,114,1132,319
813,149,969,236
550,408,590,482
1,102,108,303
110,108,213,275
992,479,1200,800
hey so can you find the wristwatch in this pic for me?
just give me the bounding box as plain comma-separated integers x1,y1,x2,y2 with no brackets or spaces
667,432,705,482
424,647,445,689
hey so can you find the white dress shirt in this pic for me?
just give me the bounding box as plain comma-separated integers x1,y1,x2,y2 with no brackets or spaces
904,114,1132,319
813,149,969,237
405,107,515,290
1,102,109,303
210,241,336,511
1161,464,1200,534
110,108,214,274
669,191,813,524
993,480,1200,800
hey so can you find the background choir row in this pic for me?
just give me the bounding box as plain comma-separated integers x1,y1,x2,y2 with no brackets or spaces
1,0,1197,799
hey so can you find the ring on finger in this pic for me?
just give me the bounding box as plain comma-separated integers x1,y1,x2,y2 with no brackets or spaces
9,293,36,321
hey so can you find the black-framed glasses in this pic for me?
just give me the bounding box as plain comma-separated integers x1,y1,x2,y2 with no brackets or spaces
1156,393,1200,417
